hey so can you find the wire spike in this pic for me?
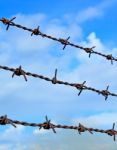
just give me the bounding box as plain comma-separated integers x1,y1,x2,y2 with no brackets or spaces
10,17,16,22
78,81,86,96
12,65,27,81
106,54,113,65
112,123,116,141
31,26,40,36
52,69,57,84
59,36,70,50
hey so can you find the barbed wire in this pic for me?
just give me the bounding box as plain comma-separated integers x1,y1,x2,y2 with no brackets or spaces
0,17,117,143
0,17,116,64
0,64,117,100
0,115,117,141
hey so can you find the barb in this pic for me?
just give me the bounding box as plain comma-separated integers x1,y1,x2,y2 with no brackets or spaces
12,65,27,81
0,17,16,30
106,123,116,141
52,69,57,84
0,64,117,99
39,116,56,133
59,36,70,50
0,115,16,128
76,81,86,96
31,26,42,36
0,115,117,141
0,17,117,64
100,85,110,100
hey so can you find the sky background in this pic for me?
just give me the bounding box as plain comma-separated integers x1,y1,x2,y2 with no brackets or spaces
0,0,117,149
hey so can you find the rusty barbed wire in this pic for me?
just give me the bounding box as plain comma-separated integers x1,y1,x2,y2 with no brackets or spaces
0,17,117,64
0,64,117,100
0,115,117,141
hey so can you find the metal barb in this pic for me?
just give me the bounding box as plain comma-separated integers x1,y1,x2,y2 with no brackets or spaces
106,54,113,65
0,64,117,98
112,123,116,141
59,36,70,50
84,46,95,58
78,123,86,134
0,17,117,63
78,123,93,135
0,115,16,128
106,123,116,141
31,26,41,36
12,66,27,81
0,115,8,125
101,85,110,100
1,17,16,30
0,115,117,140
77,81,86,96
52,69,57,84
39,116,56,133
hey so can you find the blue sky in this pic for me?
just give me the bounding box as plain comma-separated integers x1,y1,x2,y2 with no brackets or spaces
0,0,117,43
0,0,117,149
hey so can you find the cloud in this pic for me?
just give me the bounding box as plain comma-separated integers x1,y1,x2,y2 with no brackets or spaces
0,12,117,150
75,0,117,23
0,14,117,117
72,112,117,127
0,144,11,150
0,12,82,104
0,125,25,142
0,13,82,55
33,128,49,135
76,7,102,23
0,143,41,150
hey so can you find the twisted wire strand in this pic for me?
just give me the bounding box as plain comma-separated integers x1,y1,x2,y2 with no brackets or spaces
0,17,117,142
0,115,117,141
0,17,116,64
0,64,117,100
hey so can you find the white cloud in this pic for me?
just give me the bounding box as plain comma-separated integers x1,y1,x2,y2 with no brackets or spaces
0,143,41,150
0,125,25,141
0,12,82,103
0,13,82,54
0,14,117,114
33,128,49,135
75,0,117,23
0,144,11,150
0,12,117,150
72,112,117,127
0,14,53,53
67,31,117,88
76,7,102,23
0,13,117,103
14,13,46,27
85,32,105,50
99,0,117,10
